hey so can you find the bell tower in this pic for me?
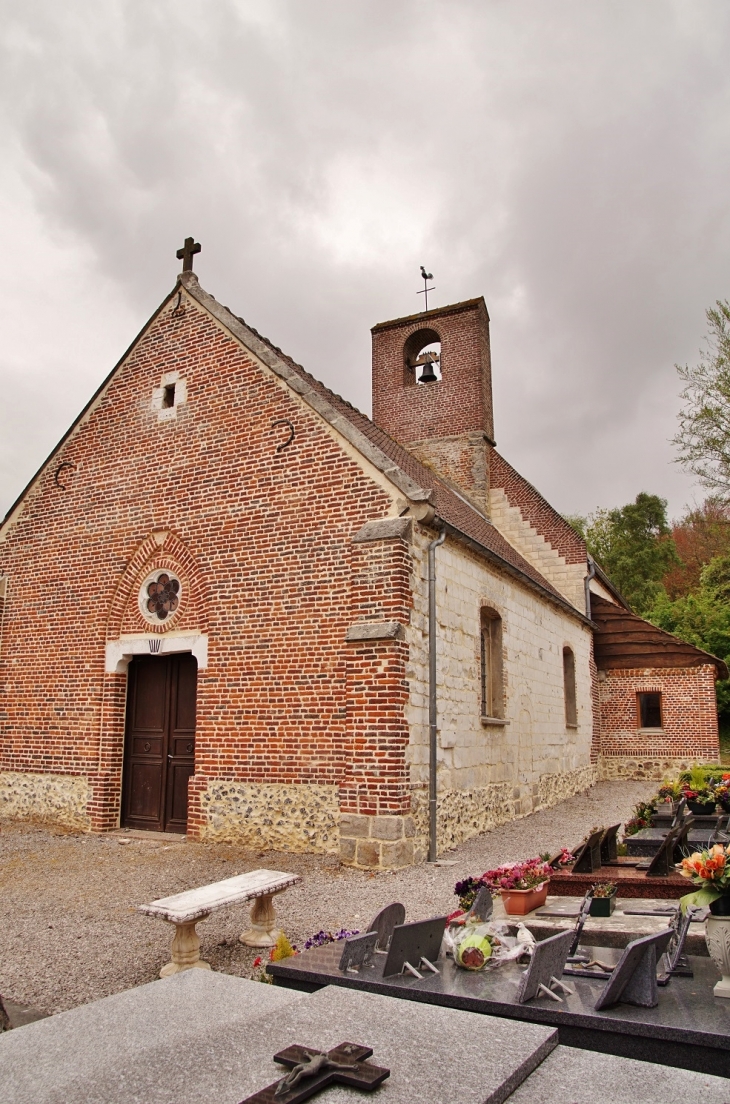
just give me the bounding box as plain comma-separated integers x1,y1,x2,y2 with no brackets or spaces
371,297,494,515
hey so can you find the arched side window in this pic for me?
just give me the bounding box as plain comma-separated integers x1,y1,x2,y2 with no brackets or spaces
563,646,577,728
480,607,504,719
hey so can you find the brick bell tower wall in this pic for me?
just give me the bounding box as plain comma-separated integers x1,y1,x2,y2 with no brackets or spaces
371,298,494,515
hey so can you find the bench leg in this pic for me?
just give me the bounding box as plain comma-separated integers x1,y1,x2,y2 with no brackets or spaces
160,916,212,978
240,892,281,947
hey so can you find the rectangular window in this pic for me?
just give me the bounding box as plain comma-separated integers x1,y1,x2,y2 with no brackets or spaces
563,647,577,727
480,609,504,719
637,692,662,729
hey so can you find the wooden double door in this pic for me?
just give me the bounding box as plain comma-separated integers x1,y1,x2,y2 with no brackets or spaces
121,653,198,833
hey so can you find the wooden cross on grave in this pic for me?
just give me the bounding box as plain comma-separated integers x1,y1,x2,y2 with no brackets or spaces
176,236,201,272
238,1042,390,1103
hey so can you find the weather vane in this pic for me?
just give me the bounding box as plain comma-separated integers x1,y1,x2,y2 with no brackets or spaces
417,265,434,311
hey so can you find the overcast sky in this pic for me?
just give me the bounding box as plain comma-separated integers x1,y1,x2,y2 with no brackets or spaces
1,1,729,523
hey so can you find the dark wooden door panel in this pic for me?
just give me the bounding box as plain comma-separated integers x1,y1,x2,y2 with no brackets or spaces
122,653,198,833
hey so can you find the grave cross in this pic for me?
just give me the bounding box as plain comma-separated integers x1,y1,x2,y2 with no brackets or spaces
176,236,201,272
238,1042,390,1104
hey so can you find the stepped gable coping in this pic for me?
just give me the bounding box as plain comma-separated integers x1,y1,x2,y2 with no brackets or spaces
185,275,590,626
489,450,587,566
591,593,728,678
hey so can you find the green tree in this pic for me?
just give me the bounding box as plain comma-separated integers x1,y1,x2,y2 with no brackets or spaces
649,555,730,720
674,300,730,496
582,493,679,615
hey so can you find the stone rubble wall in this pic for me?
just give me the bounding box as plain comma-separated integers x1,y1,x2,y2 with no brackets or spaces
198,780,339,853
0,771,91,830
597,756,706,782
409,763,597,855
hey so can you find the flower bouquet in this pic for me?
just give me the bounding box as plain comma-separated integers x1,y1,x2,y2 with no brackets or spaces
677,844,730,912
481,858,552,915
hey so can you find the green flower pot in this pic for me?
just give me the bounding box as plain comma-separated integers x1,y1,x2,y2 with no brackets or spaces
589,891,617,917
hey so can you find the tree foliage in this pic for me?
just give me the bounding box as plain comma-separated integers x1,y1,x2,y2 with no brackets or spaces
663,498,730,598
579,493,679,615
649,555,730,719
674,300,730,496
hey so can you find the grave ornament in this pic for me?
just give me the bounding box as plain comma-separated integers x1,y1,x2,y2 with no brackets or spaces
338,932,379,973
593,928,674,1010
238,1042,390,1104
515,929,575,1003
366,902,406,951
382,916,447,979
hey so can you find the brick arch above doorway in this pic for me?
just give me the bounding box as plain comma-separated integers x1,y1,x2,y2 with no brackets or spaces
107,530,211,642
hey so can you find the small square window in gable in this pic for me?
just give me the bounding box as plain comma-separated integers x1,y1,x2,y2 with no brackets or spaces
152,371,187,421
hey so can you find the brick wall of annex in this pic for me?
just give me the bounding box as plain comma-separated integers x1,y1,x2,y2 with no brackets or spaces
598,665,720,762
0,288,411,833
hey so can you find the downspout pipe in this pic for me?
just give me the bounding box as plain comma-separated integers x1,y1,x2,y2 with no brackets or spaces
584,555,596,620
428,527,446,863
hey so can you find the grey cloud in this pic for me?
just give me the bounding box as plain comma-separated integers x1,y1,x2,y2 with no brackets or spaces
1,0,729,519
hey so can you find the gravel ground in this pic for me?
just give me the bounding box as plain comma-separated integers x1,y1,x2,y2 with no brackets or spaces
0,779,657,1016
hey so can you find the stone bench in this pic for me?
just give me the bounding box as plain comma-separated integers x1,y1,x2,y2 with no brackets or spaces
138,868,300,978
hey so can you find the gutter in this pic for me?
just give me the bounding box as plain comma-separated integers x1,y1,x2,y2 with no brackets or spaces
584,555,597,620
427,527,446,863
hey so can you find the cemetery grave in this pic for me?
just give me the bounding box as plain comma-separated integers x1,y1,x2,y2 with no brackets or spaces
3,963,730,1103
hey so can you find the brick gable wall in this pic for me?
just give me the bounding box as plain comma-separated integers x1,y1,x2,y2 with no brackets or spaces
0,289,412,837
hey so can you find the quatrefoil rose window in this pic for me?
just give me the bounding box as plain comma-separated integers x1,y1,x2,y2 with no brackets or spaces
139,571,182,625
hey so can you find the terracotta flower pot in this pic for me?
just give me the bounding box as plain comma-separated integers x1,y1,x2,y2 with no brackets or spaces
500,882,549,915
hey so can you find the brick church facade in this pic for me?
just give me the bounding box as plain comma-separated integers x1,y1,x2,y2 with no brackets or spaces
0,262,725,867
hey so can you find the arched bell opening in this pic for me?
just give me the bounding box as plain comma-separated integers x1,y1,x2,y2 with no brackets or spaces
403,327,442,386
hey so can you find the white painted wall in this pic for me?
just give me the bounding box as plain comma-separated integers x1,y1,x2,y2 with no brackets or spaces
406,528,594,807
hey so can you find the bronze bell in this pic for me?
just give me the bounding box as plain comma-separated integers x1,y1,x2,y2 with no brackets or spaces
418,358,439,384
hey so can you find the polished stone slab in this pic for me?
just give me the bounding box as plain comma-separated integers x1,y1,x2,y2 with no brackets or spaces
521,895,708,956
504,1045,730,1103
268,940,730,1076
626,826,723,857
0,969,558,1104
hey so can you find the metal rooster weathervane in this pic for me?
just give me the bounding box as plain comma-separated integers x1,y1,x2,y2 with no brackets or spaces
417,265,434,311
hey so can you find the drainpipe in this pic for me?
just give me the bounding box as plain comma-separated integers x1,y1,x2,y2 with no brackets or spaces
428,527,446,863
584,555,596,620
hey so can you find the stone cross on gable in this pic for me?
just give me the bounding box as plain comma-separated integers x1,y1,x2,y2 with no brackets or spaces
176,236,201,272
238,1042,390,1103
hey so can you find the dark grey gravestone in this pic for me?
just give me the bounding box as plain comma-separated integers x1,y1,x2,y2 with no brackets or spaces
382,916,448,977
594,929,674,1010
0,968,558,1104
338,931,378,972
464,885,493,922
515,929,575,1003
366,901,405,950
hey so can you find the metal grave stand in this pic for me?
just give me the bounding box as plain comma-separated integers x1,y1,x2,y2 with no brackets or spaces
382,916,448,980
515,929,575,1004
594,929,674,1011
657,905,699,984
366,902,406,953
338,932,379,973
